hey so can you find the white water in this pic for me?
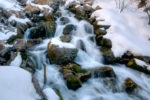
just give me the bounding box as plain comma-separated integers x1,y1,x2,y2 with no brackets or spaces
25,6,150,100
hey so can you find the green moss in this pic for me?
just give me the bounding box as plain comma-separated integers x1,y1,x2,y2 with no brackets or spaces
63,68,72,74
127,59,150,75
7,33,23,44
20,51,28,60
53,88,63,100
72,64,87,73
66,75,82,90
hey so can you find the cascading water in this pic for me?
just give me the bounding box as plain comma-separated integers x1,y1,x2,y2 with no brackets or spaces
24,5,150,100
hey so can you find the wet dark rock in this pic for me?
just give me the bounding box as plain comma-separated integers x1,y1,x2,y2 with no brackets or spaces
84,23,93,33
97,37,112,49
75,6,84,16
93,67,116,78
126,59,150,75
95,28,107,36
17,0,27,6
13,39,26,51
76,40,86,51
29,21,56,39
60,17,70,25
66,75,82,90
24,3,40,18
0,7,11,19
135,56,150,64
124,78,138,94
95,5,102,10
63,24,76,35
119,51,134,64
60,35,72,42
101,47,115,64
61,63,91,90
48,43,78,64
27,38,42,48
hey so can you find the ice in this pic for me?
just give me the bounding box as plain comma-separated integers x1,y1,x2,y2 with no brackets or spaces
10,52,22,67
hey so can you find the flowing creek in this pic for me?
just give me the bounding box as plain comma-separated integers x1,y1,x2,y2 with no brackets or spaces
24,5,150,100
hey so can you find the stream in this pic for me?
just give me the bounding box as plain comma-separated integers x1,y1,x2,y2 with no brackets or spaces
24,5,150,100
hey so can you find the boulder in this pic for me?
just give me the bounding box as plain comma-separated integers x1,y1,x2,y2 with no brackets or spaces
75,6,84,16
13,39,26,51
124,78,138,93
66,75,82,90
24,3,40,18
95,28,107,36
76,40,86,51
101,47,116,64
95,6,102,10
60,35,72,42
34,0,51,5
17,0,27,6
29,21,56,39
48,43,78,64
60,17,70,25
27,38,42,48
93,67,116,78
97,37,112,49
63,24,76,35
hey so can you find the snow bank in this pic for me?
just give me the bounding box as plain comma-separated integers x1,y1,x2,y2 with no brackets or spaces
8,15,30,24
92,0,150,57
0,0,22,11
0,66,40,100
10,52,22,67
43,88,60,100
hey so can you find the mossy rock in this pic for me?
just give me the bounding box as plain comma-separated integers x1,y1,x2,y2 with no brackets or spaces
101,47,116,64
79,72,92,82
72,64,87,73
127,59,150,75
44,12,54,21
53,88,63,100
7,33,23,44
124,78,138,93
20,51,28,60
66,75,82,90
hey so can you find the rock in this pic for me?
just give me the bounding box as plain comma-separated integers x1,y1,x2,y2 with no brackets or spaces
97,37,112,49
44,12,54,21
13,39,26,51
60,35,72,42
0,7,11,19
47,43,78,64
0,40,5,51
95,28,107,36
76,40,86,51
84,4,93,12
7,33,23,44
27,38,42,48
119,51,134,64
101,47,116,64
60,17,70,25
84,0,93,5
24,3,40,18
66,75,82,90
124,78,138,93
126,59,150,75
34,0,51,5
75,6,84,16
29,21,56,39
63,24,76,35
93,67,116,78
95,5,102,10
17,0,27,6
84,23,93,33
56,9,62,17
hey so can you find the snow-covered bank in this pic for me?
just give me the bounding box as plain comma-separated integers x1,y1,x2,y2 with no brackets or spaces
92,0,150,57
0,66,40,100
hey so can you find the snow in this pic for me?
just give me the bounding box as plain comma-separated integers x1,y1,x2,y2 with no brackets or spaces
0,66,40,100
10,52,22,67
92,0,150,57
43,88,60,100
0,0,22,11
135,58,150,70
0,24,17,41
8,15,30,24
